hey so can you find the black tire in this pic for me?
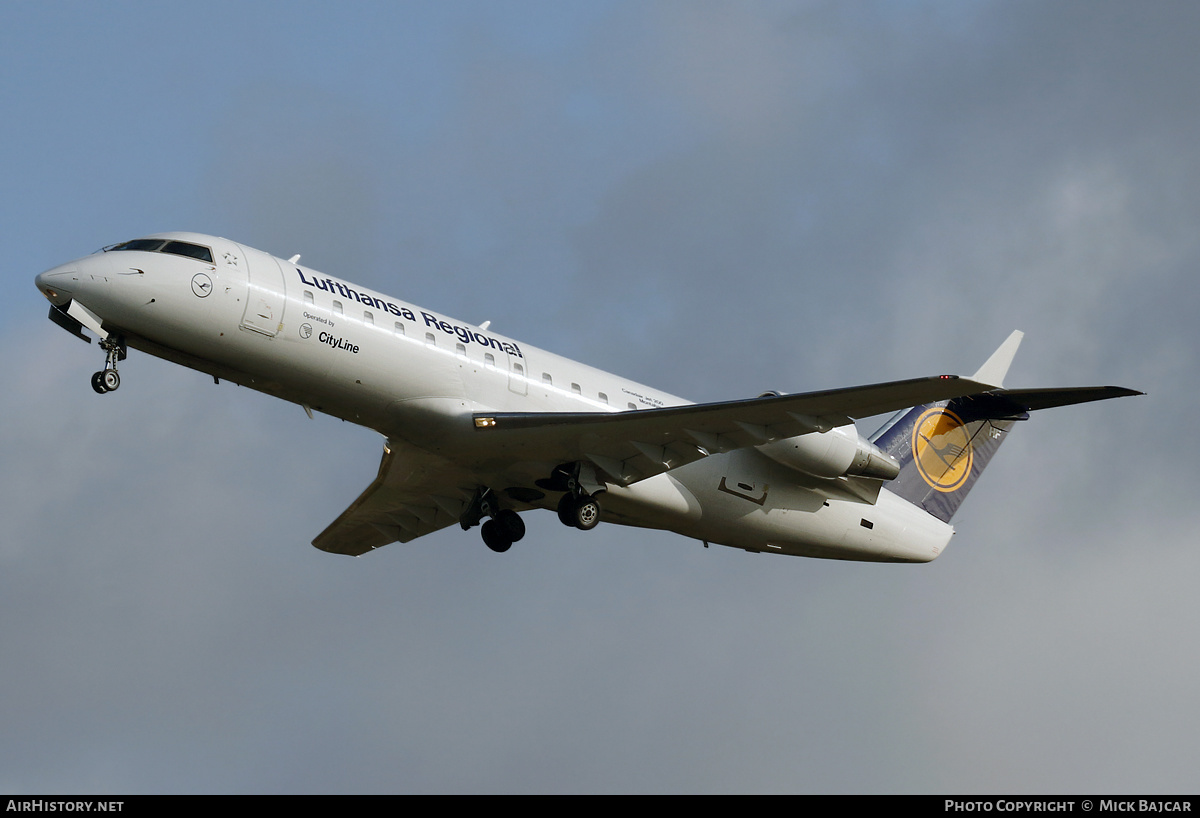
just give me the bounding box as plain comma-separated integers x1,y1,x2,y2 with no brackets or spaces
573,495,601,531
481,519,512,553
497,509,526,542
91,372,108,394
556,494,577,527
101,369,120,392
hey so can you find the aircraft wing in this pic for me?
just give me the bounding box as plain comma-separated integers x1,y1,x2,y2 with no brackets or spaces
316,375,1003,555
471,375,997,487
312,438,478,556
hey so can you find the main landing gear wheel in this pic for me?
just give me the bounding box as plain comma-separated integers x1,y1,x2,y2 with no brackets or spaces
480,508,526,553
481,520,512,553
557,492,601,531
556,493,575,527
497,509,526,542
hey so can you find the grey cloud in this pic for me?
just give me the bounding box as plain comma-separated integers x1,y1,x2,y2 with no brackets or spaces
3,0,1196,794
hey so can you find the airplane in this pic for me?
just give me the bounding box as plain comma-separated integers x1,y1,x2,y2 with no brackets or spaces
34,232,1140,562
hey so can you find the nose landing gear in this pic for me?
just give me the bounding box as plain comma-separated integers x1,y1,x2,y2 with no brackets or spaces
91,336,126,394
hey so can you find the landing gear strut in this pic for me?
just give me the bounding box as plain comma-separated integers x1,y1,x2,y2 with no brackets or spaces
91,336,126,394
461,488,526,553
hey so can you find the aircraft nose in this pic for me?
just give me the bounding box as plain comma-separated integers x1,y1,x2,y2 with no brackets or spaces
35,265,79,306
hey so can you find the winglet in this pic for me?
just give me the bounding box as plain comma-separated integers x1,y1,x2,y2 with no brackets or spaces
971,330,1024,389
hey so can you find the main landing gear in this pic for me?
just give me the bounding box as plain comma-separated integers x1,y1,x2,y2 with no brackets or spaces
461,488,527,553
481,509,525,553
91,336,126,394
462,463,605,554
545,462,603,531
557,491,601,531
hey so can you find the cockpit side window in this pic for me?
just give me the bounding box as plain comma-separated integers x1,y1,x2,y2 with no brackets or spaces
110,239,166,252
107,238,213,264
161,241,213,263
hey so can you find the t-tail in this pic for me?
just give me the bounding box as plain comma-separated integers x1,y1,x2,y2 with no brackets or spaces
871,331,1141,523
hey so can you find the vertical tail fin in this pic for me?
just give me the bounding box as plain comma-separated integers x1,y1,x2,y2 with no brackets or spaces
872,331,1024,521
870,331,1140,522
871,399,1021,523
970,330,1023,388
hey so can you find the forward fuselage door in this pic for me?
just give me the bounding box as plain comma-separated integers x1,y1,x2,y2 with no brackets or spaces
508,354,528,396
239,248,287,337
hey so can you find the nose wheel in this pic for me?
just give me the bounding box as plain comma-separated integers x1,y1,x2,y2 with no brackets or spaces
91,336,126,394
91,369,120,394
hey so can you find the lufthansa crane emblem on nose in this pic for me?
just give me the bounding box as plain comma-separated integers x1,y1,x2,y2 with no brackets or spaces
191,273,213,298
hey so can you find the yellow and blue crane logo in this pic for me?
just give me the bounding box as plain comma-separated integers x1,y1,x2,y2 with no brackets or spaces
911,407,974,492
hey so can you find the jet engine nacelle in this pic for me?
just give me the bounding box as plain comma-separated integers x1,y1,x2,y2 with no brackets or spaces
757,425,900,481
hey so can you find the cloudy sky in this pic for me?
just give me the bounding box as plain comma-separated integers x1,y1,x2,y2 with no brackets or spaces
2,0,1195,794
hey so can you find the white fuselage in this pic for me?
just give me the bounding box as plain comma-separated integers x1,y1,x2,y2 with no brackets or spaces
36,232,954,562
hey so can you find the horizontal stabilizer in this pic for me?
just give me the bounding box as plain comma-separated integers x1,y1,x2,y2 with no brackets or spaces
962,385,1143,416
875,381,1140,523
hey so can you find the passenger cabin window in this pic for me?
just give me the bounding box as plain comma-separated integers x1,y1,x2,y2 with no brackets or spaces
484,352,495,368
599,392,609,404
571,383,581,395
364,311,374,325
425,332,436,346
455,343,467,358
394,322,405,336
627,403,637,410
332,301,343,315
542,373,553,385
304,291,314,306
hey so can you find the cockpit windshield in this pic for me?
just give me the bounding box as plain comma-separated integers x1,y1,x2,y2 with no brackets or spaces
107,238,213,264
